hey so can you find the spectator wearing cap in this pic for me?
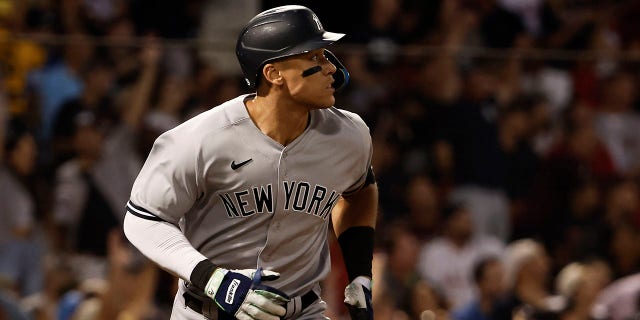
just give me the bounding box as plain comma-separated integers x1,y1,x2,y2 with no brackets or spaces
417,202,505,311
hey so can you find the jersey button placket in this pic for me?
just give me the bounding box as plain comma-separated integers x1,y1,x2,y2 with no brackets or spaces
280,151,287,177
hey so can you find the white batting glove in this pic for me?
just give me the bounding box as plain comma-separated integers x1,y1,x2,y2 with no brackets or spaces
204,267,289,320
344,276,374,320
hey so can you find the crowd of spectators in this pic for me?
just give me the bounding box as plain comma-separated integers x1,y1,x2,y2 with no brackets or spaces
1,0,640,319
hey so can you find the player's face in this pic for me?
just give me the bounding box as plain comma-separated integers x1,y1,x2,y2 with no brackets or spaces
275,49,337,109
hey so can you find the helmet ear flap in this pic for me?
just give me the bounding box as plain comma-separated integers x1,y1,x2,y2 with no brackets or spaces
325,50,349,92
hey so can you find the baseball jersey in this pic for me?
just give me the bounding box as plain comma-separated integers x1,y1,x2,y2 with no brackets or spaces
127,94,372,297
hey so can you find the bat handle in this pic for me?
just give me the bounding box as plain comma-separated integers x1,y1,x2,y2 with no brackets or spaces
252,266,263,286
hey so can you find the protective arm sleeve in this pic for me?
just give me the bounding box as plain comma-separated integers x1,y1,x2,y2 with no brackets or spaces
123,212,208,281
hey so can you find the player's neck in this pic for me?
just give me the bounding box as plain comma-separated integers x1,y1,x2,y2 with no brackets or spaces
246,96,310,146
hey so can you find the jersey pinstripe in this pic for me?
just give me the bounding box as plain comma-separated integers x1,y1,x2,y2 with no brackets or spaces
127,94,372,297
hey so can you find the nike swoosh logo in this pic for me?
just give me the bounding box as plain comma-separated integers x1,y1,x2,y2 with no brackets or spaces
230,158,253,170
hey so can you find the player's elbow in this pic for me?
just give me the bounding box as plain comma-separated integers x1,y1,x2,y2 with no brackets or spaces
123,212,142,249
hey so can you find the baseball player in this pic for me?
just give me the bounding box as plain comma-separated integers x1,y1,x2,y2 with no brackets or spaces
123,5,378,320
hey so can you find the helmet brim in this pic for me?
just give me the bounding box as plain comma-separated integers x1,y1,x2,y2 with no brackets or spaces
321,31,345,42
283,31,345,59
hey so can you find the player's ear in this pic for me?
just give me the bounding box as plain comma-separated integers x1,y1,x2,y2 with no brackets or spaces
262,63,284,86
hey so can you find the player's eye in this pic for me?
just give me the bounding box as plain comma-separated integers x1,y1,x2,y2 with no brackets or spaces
311,52,328,63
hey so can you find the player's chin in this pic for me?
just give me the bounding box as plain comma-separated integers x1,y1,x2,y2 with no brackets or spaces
316,95,335,109
318,89,336,108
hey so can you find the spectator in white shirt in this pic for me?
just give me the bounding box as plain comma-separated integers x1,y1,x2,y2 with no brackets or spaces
418,202,505,310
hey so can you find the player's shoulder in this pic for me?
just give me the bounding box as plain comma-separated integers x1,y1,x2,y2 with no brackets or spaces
318,106,370,132
157,94,250,141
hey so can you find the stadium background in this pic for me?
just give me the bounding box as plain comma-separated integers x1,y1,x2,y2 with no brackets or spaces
1,0,640,319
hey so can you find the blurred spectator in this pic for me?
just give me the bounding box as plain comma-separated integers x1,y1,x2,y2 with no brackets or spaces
2,1,640,318
523,102,616,245
520,61,574,124
49,40,157,277
66,230,165,320
403,174,442,243
0,3,49,116
369,130,407,220
103,17,141,85
592,71,640,178
521,94,557,158
606,222,640,280
444,60,512,241
418,202,505,310
499,100,540,216
139,73,191,155
340,49,392,132
26,30,94,158
52,58,117,168
350,0,403,68
20,254,78,320
197,0,259,77
451,255,505,320
547,176,608,270
554,259,611,320
51,110,124,279
563,8,622,110
594,272,640,320
469,0,528,49
374,220,448,320
493,238,554,320
497,0,561,41
0,84,6,160
602,178,640,230
0,289,30,320
0,117,44,298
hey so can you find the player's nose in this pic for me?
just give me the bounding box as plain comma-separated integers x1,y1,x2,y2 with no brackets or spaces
324,59,337,75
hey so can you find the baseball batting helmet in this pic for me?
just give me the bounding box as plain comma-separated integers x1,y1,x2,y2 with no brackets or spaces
236,5,349,91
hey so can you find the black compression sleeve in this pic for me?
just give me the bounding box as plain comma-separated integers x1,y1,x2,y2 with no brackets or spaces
190,259,217,290
338,226,375,281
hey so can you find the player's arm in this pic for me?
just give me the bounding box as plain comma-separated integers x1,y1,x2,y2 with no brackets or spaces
123,211,208,281
332,167,378,320
124,212,288,319
124,131,287,320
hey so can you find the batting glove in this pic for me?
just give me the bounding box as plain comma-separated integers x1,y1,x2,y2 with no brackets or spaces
344,276,373,320
205,267,290,320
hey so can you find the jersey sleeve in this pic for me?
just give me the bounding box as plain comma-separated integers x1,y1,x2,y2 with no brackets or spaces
341,111,374,195
127,129,202,224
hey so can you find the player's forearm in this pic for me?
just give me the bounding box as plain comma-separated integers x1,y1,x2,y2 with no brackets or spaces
332,184,378,281
123,212,208,281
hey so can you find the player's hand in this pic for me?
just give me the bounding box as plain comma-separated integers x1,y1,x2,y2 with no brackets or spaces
344,276,373,320
204,267,290,320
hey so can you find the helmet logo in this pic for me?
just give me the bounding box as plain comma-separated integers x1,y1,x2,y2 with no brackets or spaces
312,13,322,31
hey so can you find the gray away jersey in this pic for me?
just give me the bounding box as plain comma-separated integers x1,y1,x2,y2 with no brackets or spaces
127,94,372,296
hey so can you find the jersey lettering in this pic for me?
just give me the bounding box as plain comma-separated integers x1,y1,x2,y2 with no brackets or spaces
252,185,274,213
307,186,326,215
220,181,339,219
283,181,295,210
220,193,240,218
235,190,255,217
319,191,340,219
293,182,310,211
